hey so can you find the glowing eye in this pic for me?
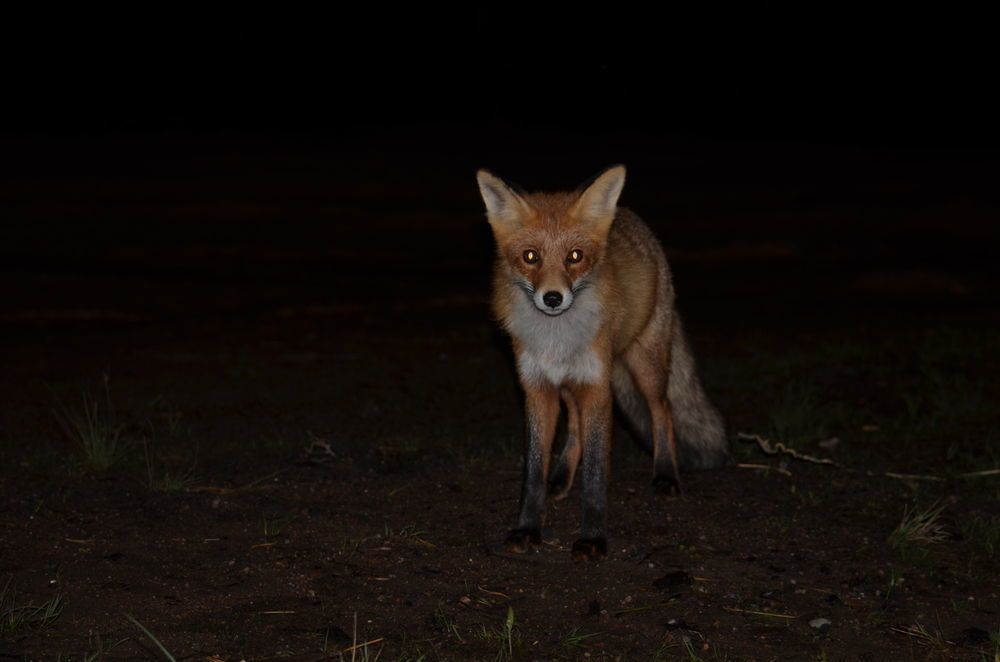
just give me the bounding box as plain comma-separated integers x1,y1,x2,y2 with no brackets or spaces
567,249,583,263
523,249,539,264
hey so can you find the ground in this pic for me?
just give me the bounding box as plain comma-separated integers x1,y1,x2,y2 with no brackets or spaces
1,136,998,660
1,280,997,661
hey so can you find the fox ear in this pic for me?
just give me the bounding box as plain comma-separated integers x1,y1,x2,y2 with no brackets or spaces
476,169,529,234
573,165,626,233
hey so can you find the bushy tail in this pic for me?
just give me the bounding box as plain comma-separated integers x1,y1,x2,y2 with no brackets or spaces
666,317,729,470
612,316,729,472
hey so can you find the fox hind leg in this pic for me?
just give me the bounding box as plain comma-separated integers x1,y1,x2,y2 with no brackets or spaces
651,400,682,495
548,388,582,501
623,343,683,495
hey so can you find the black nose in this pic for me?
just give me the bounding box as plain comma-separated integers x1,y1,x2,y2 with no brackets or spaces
542,291,563,308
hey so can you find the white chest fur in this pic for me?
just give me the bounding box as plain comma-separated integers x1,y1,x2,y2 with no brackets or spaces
505,288,605,386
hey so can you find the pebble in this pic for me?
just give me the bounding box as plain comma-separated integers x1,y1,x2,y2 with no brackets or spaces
810,617,832,630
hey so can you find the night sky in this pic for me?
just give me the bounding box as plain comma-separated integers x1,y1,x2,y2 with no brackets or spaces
3,9,998,315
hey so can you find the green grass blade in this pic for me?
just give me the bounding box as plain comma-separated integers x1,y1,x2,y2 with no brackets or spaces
124,613,177,662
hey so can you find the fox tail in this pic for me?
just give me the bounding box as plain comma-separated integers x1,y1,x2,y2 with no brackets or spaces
613,315,730,471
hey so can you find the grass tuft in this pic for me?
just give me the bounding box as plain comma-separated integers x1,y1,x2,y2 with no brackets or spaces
890,621,953,651
0,578,63,634
889,501,949,551
434,605,463,643
142,438,196,492
383,524,435,549
53,374,125,473
477,606,519,662
682,637,707,662
81,631,128,661
561,627,601,652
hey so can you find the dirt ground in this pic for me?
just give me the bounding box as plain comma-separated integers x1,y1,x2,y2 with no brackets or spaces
1,136,998,660
1,276,997,661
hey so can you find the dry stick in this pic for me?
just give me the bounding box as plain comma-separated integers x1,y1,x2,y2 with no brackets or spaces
722,606,797,619
187,468,290,495
478,585,511,599
736,463,793,476
736,433,838,466
883,472,945,482
960,468,1000,477
342,638,385,654
738,432,998,483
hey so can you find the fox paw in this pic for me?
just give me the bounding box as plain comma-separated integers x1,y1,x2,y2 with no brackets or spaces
571,537,607,561
504,528,541,553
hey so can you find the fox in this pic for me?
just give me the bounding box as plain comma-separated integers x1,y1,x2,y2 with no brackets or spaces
476,165,729,561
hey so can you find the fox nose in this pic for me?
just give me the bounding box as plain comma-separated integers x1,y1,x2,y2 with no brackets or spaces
542,291,563,308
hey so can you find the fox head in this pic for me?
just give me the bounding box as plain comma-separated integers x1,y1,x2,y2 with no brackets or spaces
476,165,625,316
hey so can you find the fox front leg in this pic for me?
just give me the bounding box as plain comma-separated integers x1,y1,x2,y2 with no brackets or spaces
570,384,613,561
505,384,559,553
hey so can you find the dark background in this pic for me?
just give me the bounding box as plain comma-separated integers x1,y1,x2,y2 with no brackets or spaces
3,9,997,324
2,11,999,659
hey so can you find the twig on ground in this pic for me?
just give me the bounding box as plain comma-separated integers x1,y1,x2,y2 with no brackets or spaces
187,468,289,495
722,606,797,619
959,468,1000,478
737,463,793,476
737,433,837,466
883,472,945,483
738,432,999,483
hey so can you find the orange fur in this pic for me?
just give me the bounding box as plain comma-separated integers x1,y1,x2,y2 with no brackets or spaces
477,165,728,560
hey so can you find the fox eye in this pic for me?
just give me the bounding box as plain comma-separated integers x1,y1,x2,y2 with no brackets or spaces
567,249,583,264
523,249,540,264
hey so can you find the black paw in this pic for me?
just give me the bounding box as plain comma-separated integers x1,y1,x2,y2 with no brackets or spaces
653,473,683,496
571,537,608,561
504,528,541,553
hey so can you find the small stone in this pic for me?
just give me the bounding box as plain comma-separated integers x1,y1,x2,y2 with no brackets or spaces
810,617,832,630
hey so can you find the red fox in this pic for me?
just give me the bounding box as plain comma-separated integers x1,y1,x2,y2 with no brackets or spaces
476,165,728,561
